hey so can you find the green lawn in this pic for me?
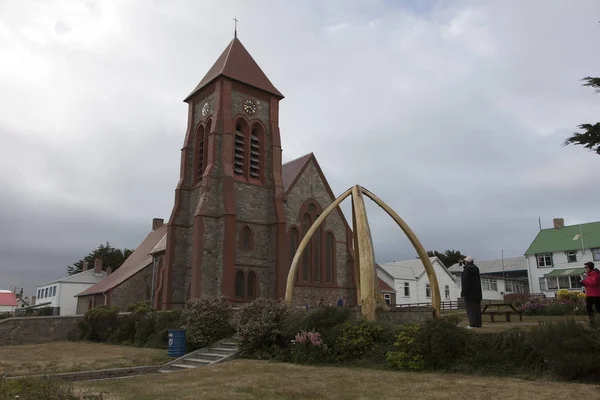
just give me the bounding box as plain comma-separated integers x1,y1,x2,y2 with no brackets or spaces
80,359,600,400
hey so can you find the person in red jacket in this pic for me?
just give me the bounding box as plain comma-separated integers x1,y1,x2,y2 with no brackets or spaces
581,262,600,323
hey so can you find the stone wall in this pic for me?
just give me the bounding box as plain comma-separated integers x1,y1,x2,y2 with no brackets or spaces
109,264,153,310
0,315,81,346
377,308,433,325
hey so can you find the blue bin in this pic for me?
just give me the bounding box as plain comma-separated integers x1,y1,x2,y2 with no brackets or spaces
168,329,186,357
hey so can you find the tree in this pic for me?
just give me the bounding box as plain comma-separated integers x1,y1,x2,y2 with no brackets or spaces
67,242,133,275
564,76,600,154
418,249,465,267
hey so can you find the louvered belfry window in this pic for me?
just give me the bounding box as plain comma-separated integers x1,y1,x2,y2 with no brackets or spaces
250,128,261,179
234,123,245,176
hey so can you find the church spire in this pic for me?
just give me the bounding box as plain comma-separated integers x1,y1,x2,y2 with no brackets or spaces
184,35,284,101
233,17,238,38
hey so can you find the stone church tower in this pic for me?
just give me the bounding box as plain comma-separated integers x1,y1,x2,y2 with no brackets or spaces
160,36,289,307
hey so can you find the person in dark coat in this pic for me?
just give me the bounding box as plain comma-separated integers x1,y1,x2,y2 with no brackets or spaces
460,256,483,328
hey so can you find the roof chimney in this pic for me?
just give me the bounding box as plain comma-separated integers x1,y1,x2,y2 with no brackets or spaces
152,218,164,231
553,218,565,230
82,261,89,271
94,258,102,274
106,267,112,276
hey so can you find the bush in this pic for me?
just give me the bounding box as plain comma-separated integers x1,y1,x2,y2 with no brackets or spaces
182,297,233,348
290,330,329,364
0,376,104,399
334,319,386,361
236,298,290,358
526,319,600,381
78,306,120,342
127,301,154,313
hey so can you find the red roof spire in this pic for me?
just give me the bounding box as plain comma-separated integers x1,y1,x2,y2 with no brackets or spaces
184,36,284,101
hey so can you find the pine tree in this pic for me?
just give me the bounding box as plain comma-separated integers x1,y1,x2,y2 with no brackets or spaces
66,242,133,275
564,76,600,155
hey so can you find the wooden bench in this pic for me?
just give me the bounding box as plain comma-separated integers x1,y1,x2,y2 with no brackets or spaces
484,310,523,323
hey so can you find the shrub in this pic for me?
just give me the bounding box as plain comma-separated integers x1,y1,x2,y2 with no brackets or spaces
79,306,120,342
526,319,600,381
334,319,386,361
386,324,425,371
290,330,329,364
127,301,154,313
182,297,233,348
236,298,290,358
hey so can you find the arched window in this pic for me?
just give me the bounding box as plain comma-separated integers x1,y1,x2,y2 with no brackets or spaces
302,214,311,281
249,127,261,179
325,232,335,283
242,226,252,249
289,228,299,269
313,219,321,282
235,270,244,298
234,122,245,176
247,271,257,299
196,125,205,180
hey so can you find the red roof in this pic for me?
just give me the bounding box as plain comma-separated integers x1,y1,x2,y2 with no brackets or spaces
282,153,312,192
185,37,284,101
0,292,17,307
77,224,167,297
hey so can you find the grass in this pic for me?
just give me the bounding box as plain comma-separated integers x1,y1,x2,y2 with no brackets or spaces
0,342,173,377
80,359,600,400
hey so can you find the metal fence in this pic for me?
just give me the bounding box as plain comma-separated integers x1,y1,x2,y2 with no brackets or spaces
14,307,60,317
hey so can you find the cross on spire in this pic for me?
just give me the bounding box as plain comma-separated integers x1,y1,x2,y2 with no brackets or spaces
233,17,239,37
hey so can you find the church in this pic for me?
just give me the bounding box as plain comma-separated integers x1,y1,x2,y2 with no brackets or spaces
76,35,358,313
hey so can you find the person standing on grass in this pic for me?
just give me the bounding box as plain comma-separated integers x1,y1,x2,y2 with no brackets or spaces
460,256,483,329
581,262,600,324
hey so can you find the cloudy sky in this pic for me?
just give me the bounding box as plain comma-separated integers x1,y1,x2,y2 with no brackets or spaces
1,0,599,296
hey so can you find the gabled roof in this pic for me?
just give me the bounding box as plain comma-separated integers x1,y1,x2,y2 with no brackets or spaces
378,278,395,293
379,257,456,282
525,221,600,255
448,256,528,275
282,153,312,192
149,233,167,255
38,268,107,287
76,224,167,297
0,291,17,307
184,37,284,102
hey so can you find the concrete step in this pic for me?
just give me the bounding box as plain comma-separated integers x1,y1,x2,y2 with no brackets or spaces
195,352,226,361
170,363,196,370
208,347,238,356
183,358,212,366
219,340,239,349
157,369,173,373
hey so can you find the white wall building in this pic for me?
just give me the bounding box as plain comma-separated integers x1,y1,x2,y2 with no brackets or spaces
448,256,529,301
34,259,107,315
525,218,600,298
377,257,458,305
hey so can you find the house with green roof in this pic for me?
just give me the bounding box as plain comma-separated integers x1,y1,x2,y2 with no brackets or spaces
525,218,600,297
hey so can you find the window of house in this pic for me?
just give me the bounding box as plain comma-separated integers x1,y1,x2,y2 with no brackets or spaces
241,226,252,249
403,282,410,297
536,253,553,268
247,271,257,299
44,288,48,297
566,251,577,263
384,293,391,306
539,277,547,291
558,276,570,289
546,277,558,290
490,280,498,291
482,279,491,291
593,248,600,262
235,270,244,298
444,285,450,299
570,275,582,288
325,233,334,283
425,284,431,298
53,286,57,296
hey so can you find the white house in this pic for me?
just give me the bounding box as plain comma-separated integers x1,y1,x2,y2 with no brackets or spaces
448,257,529,301
0,290,17,314
35,259,107,315
377,257,458,305
525,218,600,298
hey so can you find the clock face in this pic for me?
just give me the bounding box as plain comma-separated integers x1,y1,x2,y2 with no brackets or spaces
201,102,210,117
243,100,256,115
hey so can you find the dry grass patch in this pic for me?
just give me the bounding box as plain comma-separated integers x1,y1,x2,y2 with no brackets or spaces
0,342,172,376
82,359,600,400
